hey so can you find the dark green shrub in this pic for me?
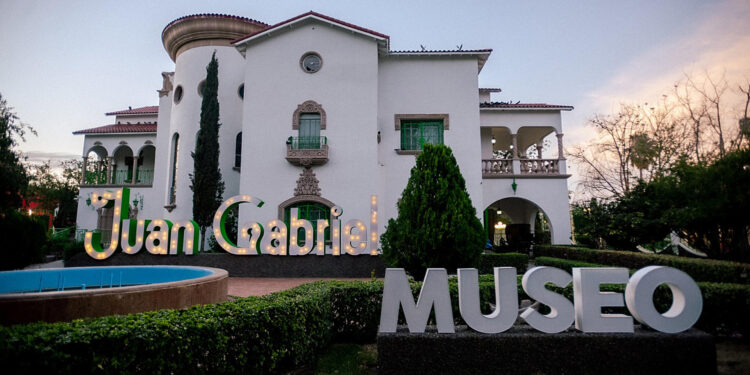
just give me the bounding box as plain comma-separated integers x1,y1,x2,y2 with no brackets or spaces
62,240,84,262
0,210,47,270
536,245,750,284
534,256,607,273
0,283,334,374
382,144,484,280
478,252,529,274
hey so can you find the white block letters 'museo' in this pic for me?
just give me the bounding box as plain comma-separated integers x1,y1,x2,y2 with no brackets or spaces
379,266,703,334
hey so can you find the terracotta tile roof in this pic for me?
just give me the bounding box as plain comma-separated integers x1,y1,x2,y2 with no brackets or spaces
105,106,159,116
72,123,157,135
163,13,269,36
232,11,389,45
480,102,574,110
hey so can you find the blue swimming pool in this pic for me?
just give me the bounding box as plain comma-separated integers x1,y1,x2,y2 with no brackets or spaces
0,266,214,294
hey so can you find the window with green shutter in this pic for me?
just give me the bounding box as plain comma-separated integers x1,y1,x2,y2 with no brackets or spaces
400,120,444,150
284,201,330,245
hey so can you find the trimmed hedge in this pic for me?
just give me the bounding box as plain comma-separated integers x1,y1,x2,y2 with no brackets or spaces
0,283,334,374
478,252,529,274
534,256,606,273
536,245,750,284
2,276,748,373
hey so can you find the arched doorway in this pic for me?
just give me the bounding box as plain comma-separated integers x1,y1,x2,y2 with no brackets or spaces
484,197,552,251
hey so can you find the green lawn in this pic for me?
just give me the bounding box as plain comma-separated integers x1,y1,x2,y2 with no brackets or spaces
313,343,377,375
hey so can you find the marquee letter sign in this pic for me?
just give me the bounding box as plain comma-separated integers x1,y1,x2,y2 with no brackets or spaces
83,188,380,259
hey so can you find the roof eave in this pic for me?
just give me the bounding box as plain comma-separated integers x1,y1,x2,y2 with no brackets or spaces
387,50,492,73
480,107,574,111
233,13,390,56
73,131,157,135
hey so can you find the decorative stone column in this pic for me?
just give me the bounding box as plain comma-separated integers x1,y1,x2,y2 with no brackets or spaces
131,156,139,184
556,133,566,174
511,133,520,174
107,157,115,184
536,142,544,159
80,156,88,184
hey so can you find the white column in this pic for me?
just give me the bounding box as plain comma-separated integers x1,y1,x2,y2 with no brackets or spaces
106,157,115,184
80,156,88,184
556,133,566,174
511,133,520,174
131,156,139,184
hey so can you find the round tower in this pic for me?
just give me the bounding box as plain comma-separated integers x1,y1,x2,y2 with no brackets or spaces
159,14,267,220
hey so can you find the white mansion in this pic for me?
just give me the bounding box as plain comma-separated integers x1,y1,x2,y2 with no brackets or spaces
74,12,573,250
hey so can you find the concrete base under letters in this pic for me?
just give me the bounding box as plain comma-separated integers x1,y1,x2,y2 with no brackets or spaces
67,252,386,277
377,325,716,375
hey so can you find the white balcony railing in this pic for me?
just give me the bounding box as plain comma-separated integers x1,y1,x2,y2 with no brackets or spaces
482,158,564,178
482,159,513,175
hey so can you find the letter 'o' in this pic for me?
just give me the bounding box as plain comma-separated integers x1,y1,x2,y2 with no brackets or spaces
625,266,703,333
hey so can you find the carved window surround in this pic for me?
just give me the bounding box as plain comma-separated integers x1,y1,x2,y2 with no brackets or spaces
394,113,450,130
277,195,336,221
293,100,327,130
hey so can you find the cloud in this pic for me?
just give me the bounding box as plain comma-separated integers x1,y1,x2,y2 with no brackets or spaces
23,150,80,164
579,0,750,143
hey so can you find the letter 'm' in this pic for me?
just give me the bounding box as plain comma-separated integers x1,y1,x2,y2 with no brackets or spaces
379,268,455,333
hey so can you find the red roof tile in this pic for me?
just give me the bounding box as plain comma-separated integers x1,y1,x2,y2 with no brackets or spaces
480,102,574,110
232,11,389,45
105,106,158,116
73,123,157,135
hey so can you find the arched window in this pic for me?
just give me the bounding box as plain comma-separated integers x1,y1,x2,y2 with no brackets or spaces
168,133,180,205
235,132,242,169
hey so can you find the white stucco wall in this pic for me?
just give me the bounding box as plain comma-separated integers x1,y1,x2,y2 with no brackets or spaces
378,56,483,223
480,110,562,134
238,21,380,229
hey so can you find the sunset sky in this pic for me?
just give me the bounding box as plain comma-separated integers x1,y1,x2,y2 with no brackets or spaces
1,0,749,173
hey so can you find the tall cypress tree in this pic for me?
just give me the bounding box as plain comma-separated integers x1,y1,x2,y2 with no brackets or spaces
381,144,485,279
190,52,225,251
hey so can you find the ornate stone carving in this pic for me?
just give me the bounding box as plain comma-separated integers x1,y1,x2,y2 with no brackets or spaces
293,100,327,130
158,72,174,97
294,167,321,196
286,144,329,166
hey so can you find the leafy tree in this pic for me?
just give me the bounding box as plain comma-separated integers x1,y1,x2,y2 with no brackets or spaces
25,159,80,227
381,144,484,279
0,93,35,212
190,52,225,251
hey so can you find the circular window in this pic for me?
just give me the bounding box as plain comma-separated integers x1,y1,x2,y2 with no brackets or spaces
174,85,183,104
300,52,322,73
197,80,206,97
238,84,245,99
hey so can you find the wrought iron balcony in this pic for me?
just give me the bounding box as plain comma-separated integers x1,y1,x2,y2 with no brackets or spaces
286,136,329,166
